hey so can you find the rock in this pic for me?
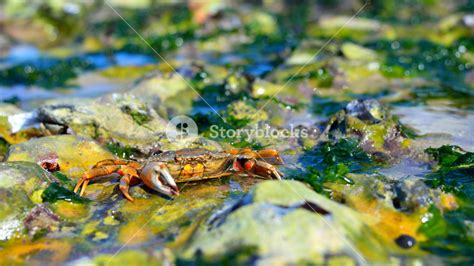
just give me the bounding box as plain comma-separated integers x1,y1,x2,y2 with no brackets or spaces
318,16,382,32
341,43,378,61
0,162,57,240
324,99,412,160
35,95,170,148
225,100,268,127
0,106,47,144
129,72,195,117
24,204,60,238
5,135,114,178
92,250,162,266
0,103,23,116
392,179,439,212
179,180,387,264
345,99,385,123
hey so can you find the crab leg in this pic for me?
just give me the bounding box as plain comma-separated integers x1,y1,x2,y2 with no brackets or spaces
228,148,284,165
252,160,283,180
73,164,140,198
119,174,135,202
93,159,141,169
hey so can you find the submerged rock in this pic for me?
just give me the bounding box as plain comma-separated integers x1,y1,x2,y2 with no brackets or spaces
179,180,387,264
5,135,114,178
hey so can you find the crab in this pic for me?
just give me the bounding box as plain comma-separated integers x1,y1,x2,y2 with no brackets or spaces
73,148,284,201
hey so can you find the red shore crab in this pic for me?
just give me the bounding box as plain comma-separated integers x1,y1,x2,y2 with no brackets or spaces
73,148,284,201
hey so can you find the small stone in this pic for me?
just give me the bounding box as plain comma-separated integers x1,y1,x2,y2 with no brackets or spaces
394,234,416,249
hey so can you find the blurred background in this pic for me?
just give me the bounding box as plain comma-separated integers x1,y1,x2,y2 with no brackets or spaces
0,0,472,111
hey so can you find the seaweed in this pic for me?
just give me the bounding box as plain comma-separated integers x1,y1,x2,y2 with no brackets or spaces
292,138,373,193
0,57,95,89
419,146,474,264
424,145,474,195
41,182,90,204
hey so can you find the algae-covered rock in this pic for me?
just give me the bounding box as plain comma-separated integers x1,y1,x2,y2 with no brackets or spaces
225,100,268,127
324,99,412,160
341,42,378,62
179,180,387,264
5,135,114,178
129,72,195,117
92,250,163,266
0,162,57,240
34,94,173,150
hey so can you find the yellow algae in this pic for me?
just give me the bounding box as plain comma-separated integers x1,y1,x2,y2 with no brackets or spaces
400,138,412,149
118,216,152,245
0,117,46,144
120,197,159,214
348,196,426,256
81,221,100,236
440,193,458,211
0,240,71,265
29,189,44,204
104,215,120,226
6,135,114,178
52,201,89,220
82,36,102,52
92,231,109,241
93,250,160,266
99,65,158,79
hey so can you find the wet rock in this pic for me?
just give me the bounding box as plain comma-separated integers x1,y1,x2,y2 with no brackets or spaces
0,103,23,116
241,10,277,36
392,179,439,212
341,43,378,61
24,204,60,238
0,239,72,265
0,106,47,145
129,72,195,117
345,99,385,123
309,16,385,42
225,100,268,126
27,94,196,152
251,79,309,105
92,250,163,266
0,162,56,240
179,180,387,264
5,135,114,178
324,99,412,160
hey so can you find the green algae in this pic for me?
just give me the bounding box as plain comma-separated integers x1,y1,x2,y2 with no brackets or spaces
41,183,89,204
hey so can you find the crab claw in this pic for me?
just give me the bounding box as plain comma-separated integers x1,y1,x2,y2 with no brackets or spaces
141,162,179,197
